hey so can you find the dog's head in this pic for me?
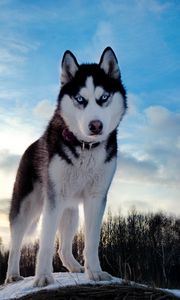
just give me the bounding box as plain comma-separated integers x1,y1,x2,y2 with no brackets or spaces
58,47,127,143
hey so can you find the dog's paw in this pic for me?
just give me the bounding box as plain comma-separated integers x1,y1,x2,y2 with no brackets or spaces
33,274,54,287
68,265,85,273
86,270,113,281
5,275,24,284
60,252,85,274
63,260,84,273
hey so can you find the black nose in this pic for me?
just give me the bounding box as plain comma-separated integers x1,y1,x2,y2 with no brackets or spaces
89,120,103,135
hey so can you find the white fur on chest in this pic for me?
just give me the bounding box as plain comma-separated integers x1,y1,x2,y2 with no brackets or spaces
48,145,110,201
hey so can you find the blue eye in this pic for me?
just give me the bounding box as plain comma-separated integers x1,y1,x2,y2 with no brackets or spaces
100,93,110,102
75,94,84,104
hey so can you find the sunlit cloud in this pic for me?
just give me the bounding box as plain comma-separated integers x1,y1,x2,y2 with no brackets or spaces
108,93,180,216
0,211,10,247
33,99,54,120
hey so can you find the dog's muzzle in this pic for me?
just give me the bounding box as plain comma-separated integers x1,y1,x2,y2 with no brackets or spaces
88,120,103,135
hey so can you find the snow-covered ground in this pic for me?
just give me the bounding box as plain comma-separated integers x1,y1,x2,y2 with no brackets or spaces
164,289,180,299
0,273,179,299
0,273,122,300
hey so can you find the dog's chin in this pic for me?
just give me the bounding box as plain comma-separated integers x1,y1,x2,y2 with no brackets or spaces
78,131,108,143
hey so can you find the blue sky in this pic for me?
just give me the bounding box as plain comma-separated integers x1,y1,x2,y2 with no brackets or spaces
0,0,180,245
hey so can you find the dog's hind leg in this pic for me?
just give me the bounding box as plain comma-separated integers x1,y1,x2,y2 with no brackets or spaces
5,183,43,284
5,217,26,283
58,207,84,273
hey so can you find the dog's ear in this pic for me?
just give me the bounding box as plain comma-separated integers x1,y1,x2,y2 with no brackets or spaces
99,47,120,80
61,50,79,86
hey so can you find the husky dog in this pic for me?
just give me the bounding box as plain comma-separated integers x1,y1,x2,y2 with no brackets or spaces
6,47,127,287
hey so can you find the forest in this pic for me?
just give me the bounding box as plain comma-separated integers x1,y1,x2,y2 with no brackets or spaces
0,210,180,288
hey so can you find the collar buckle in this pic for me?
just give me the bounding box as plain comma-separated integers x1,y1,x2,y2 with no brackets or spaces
82,142,93,150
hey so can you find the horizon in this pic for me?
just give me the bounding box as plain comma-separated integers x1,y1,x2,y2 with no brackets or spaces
0,0,180,246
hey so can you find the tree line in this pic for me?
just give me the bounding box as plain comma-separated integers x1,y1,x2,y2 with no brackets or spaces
0,210,179,288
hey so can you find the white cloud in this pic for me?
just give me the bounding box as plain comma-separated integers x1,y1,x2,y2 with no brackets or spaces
121,101,180,179
143,0,171,14
0,210,10,247
0,199,10,214
102,0,171,16
76,21,116,63
0,150,20,173
0,35,39,79
33,99,54,120
0,99,54,201
144,106,180,140
0,116,38,155
92,22,115,50
117,152,158,183
112,94,180,215
0,88,23,101
0,47,26,64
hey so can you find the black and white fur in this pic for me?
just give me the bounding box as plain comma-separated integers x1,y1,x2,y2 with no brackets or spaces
6,47,127,287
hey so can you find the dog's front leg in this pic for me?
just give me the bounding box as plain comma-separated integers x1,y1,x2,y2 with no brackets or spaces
34,199,61,287
83,195,112,281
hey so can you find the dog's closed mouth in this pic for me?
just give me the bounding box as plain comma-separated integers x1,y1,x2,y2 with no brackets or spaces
89,132,103,136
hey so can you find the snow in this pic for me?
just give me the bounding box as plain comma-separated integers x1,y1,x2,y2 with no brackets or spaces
0,272,122,300
0,273,179,299
164,289,180,298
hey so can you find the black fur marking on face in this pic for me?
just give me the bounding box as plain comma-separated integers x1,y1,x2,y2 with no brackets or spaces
73,94,88,109
105,130,118,163
58,64,127,110
96,92,112,107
